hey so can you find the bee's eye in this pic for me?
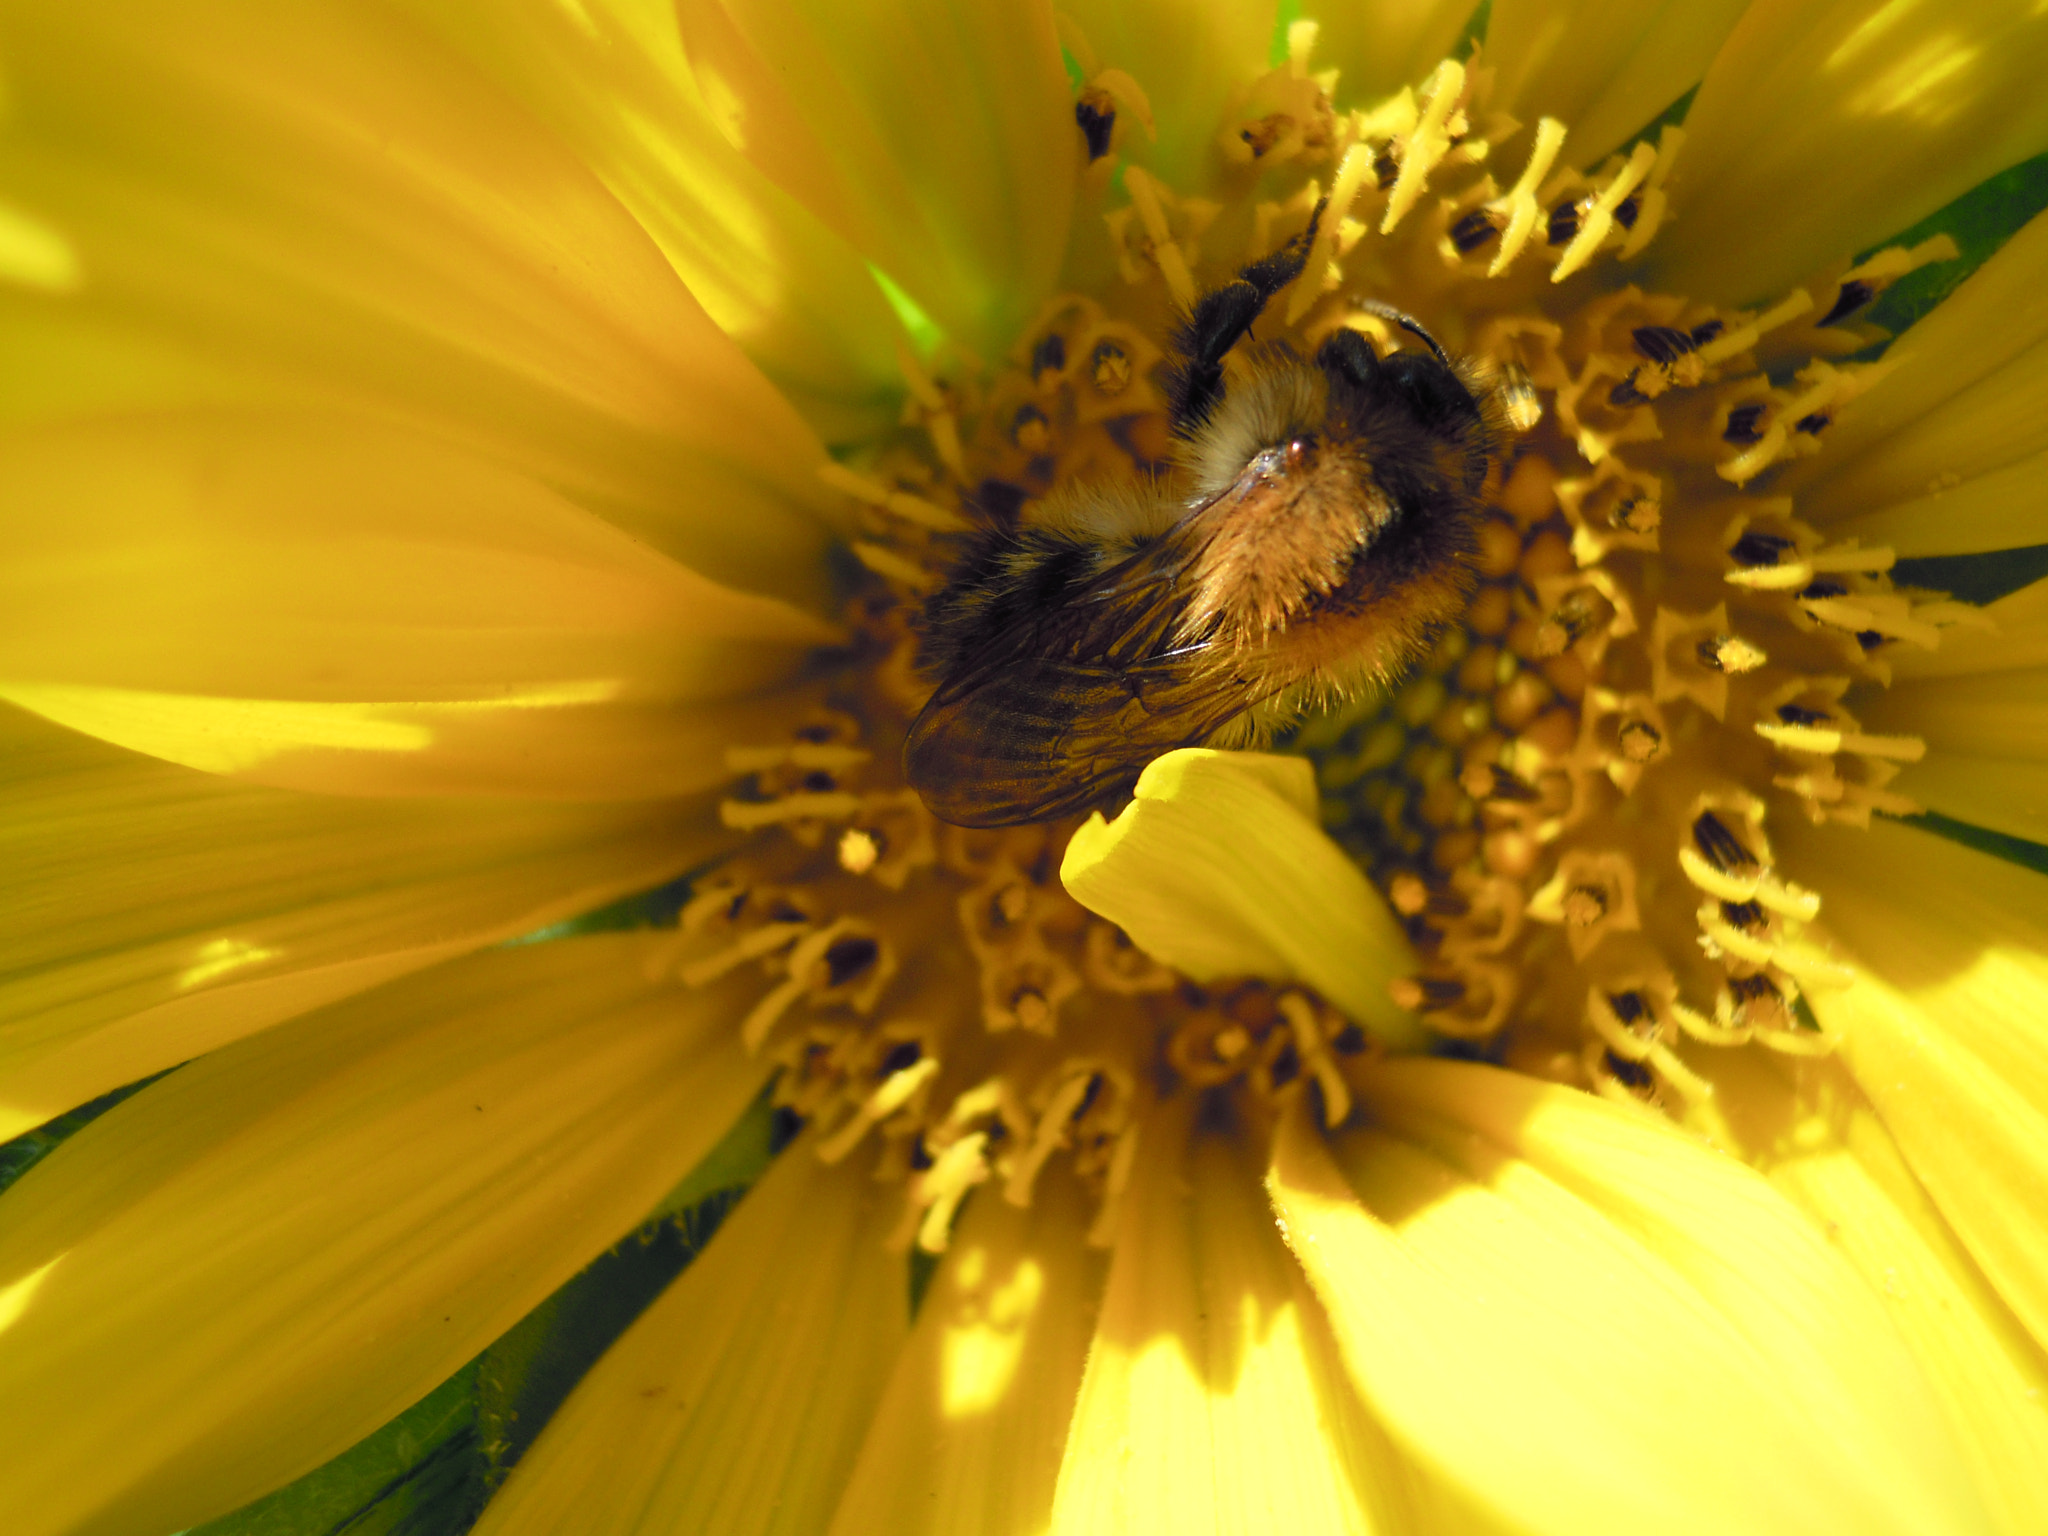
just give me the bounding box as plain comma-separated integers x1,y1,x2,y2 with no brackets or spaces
1284,436,1315,470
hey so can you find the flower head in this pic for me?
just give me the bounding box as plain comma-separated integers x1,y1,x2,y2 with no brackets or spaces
3,2,2048,1534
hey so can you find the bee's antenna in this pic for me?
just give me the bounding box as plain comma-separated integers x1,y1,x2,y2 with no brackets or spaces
1353,299,1451,367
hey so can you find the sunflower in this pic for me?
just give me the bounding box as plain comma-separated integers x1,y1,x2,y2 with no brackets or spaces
4,0,2048,1533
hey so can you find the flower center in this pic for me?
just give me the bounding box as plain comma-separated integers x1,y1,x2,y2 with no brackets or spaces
688,31,1979,1247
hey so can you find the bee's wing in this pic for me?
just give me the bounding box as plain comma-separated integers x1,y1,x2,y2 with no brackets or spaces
905,523,1272,827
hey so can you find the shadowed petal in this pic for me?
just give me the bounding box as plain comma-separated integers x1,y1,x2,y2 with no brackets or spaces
1051,1103,1462,1535
674,0,1078,356
389,0,904,443
1487,0,1749,164
472,1139,908,1536
0,934,772,1536
0,0,839,607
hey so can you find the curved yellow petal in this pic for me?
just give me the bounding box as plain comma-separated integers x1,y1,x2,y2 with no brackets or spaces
1855,579,2048,840
1693,1048,2048,1536
0,934,772,1536
0,706,735,1137
1052,1104,1454,1536
1061,749,1424,1048
472,1138,908,1536
1821,449,2048,556
1269,1063,1985,1536
675,0,1077,356
1653,0,2048,305
1487,0,1749,163
1314,0,1474,110
825,1168,1105,1536
389,0,903,442
1787,814,2048,1347
0,0,838,607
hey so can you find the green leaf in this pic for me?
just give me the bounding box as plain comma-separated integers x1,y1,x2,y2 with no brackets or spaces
1860,152,2048,340
185,1366,482,1536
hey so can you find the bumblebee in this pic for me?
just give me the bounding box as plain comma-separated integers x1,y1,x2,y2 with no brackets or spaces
907,206,1523,828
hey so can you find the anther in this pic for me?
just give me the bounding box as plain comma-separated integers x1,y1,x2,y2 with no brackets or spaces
1547,200,1580,245
1722,403,1767,444
1818,279,1876,326
1692,812,1758,873
1631,325,1695,364
1729,530,1795,568
1451,208,1501,253
1075,94,1116,161
1721,899,1767,932
1604,1051,1654,1090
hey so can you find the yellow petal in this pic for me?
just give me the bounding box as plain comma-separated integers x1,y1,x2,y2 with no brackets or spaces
0,0,839,607
1820,449,2048,556
825,1168,1105,1536
390,0,903,442
1786,813,2048,1346
0,411,838,794
1051,1103,1433,1536
675,0,1077,357
1888,575,2048,680
1858,579,2048,840
1799,208,2048,526
0,705,733,1138
1693,1048,2048,1536
472,1138,908,1536
1269,1063,1985,1536
1487,0,1749,163
1058,0,1277,185
1315,0,1474,109
1061,749,1423,1048
1,682,822,801
0,934,771,1536
1653,0,2048,305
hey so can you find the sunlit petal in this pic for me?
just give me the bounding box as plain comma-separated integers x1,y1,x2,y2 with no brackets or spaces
0,706,733,1137
1695,1048,2048,1536
1787,814,2048,1348
826,1169,1105,1536
1654,0,2048,303
1063,749,1423,1047
1270,1065,1985,1536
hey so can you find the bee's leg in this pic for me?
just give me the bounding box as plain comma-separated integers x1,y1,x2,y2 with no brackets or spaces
1168,197,1329,433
